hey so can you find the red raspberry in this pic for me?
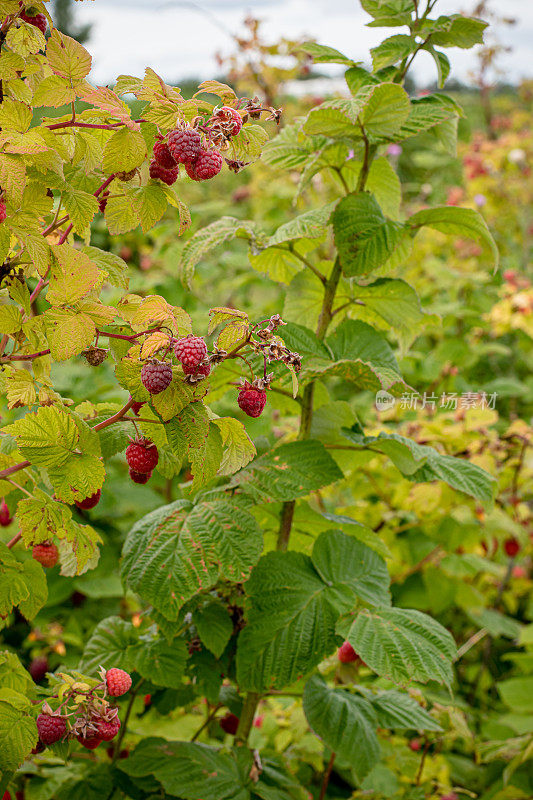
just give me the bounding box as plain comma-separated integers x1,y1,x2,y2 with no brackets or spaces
32,542,59,568
129,469,152,485
106,668,132,697
174,335,207,371
20,11,47,35
141,360,173,394
98,194,109,213
504,537,520,557
77,734,102,750
219,712,239,735
409,738,422,752
185,149,223,181
130,400,145,415
167,127,202,164
0,499,12,526
36,713,66,745
338,641,359,663
183,361,211,378
75,488,101,510
0,201,6,223
2,792,10,800
237,382,267,418
31,741,46,754
95,717,121,741
29,656,48,683
125,438,158,474
153,140,177,170
219,106,243,136
149,159,179,186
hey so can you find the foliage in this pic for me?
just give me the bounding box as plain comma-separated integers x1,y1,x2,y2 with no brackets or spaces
0,1,531,800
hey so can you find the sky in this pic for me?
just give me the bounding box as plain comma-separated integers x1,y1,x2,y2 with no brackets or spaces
70,0,533,87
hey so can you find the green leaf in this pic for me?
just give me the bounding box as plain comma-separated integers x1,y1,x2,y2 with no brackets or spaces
131,182,168,233
81,615,138,673
180,217,257,287
370,35,414,71
349,278,438,351
0,688,38,772
361,83,411,139
121,499,263,619
266,202,337,247
304,319,410,396
213,417,256,476
102,128,147,173
47,244,101,305
396,94,461,140
333,192,407,277
81,245,129,290
361,0,413,27
236,530,389,691
0,652,35,699
303,675,380,779
498,677,533,714
104,193,138,235
62,187,99,235
369,689,443,731
341,429,497,504
189,424,223,491
431,15,488,49
407,206,499,270
337,606,457,687
195,600,233,658
299,42,357,67
46,30,92,80
230,439,343,502
424,46,451,88
119,738,251,800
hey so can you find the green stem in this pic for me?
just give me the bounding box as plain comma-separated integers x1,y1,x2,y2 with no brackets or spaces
235,691,261,743
111,678,144,764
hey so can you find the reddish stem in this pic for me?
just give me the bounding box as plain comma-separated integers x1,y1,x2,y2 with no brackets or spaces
93,398,134,431
0,349,51,362
0,461,31,480
7,532,21,549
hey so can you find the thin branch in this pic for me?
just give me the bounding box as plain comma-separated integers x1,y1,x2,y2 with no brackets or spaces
319,752,336,800
6,532,21,549
93,398,135,432
1,349,51,362
191,703,222,742
111,677,145,764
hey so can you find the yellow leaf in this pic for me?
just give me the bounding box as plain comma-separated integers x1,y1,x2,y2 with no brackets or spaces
46,30,92,81
140,331,170,359
47,244,100,305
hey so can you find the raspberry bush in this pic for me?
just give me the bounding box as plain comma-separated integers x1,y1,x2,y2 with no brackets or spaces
2,1,525,799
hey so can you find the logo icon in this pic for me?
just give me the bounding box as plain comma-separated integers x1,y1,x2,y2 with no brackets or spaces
375,390,395,411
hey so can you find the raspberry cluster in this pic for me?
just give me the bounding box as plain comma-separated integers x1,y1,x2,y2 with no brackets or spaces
0,201,6,223
0,498,12,526
33,668,131,753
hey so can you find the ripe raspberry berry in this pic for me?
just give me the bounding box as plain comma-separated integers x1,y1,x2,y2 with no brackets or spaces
36,713,67,745
0,499,12,526
141,360,173,394
98,194,109,213
77,734,102,750
149,159,179,186
32,542,59,568
75,488,101,510
129,469,152,485
20,11,47,35
504,537,520,557
174,335,207,371
219,712,239,735
95,717,121,741
31,741,46,754
153,140,177,170
106,668,132,697
130,400,145,415
219,106,243,136
185,149,223,181
0,201,6,223
183,361,211,379
29,656,49,683
2,792,10,800
125,438,159,474
167,127,202,164
409,738,422,752
237,382,267,418
337,641,359,664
